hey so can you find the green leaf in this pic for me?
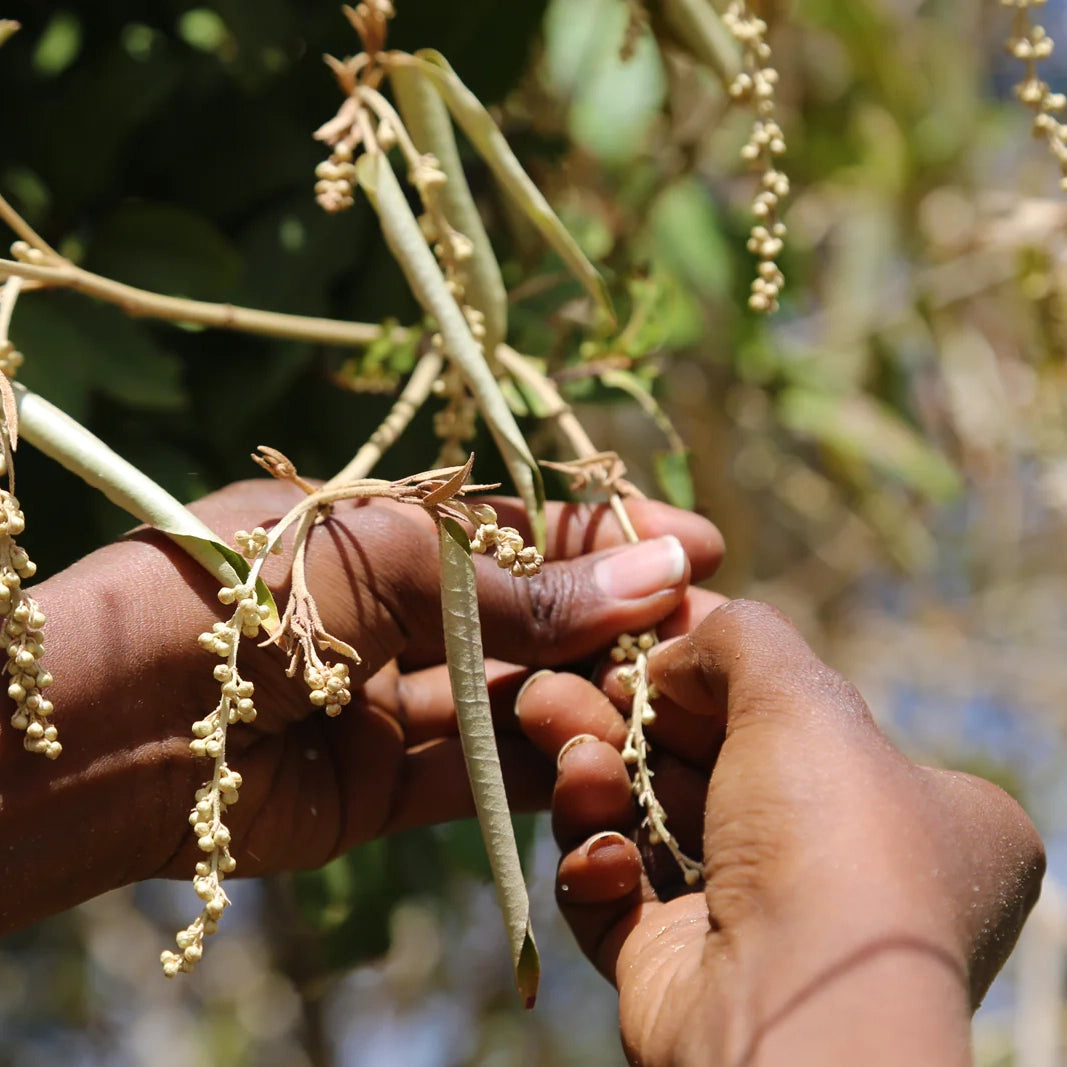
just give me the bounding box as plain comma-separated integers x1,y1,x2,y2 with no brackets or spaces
395,50,615,326
653,450,695,510
14,382,277,625
777,388,963,501
652,0,741,88
438,517,539,1007
390,63,508,356
356,150,546,549
649,179,733,298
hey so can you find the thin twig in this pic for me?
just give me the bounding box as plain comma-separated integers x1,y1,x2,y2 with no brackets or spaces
0,275,22,345
0,256,397,349
326,349,443,487
0,193,60,259
496,344,640,540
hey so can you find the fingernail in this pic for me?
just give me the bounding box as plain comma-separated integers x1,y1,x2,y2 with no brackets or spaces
557,732,599,770
593,536,686,600
514,669,555,714
579,831,629,858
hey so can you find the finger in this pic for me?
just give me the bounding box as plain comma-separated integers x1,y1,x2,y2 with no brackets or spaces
182,480,724,584
655,588,731,640
377,659,530,746
169,482,713,682
550,737,636,851
486,498,724,582
376,732,556,835
648,599,873,733
556,832,647,980
516,671,630,757
322,517,699,676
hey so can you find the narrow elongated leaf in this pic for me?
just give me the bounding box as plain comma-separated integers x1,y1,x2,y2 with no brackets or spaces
390,64,508,357
356,150,546,549
14,383,278,626
390,50,614,325
653,0,741,88
438,518,539,1007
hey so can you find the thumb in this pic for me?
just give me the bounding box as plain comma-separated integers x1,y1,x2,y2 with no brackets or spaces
648,598,870,734
294,497,697,677
422,533,693,669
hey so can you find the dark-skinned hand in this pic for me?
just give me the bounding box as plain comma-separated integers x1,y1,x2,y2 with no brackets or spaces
517,600,1045,1067
0,479,724,935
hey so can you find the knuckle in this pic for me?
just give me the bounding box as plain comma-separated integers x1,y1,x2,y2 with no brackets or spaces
517,568,580,648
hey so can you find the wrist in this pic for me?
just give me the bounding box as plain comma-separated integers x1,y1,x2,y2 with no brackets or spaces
717,860,974,1067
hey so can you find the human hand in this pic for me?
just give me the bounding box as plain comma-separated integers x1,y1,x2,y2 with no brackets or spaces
0,479,722,935
517,600,1045,1067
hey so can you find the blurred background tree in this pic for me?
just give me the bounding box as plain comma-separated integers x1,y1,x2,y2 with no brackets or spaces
1,0,1066,1064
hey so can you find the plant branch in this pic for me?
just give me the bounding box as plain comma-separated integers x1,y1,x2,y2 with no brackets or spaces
495,345,640,540
0,254,399,349
0,193,60,260
325,349,443,487
12,382,244,591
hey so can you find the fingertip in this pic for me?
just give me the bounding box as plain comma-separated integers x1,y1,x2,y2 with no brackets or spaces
552,738,634,849
623,502,725,582
592,536,688,601
514,668,555,715
517,672,628,757
557,832,643,906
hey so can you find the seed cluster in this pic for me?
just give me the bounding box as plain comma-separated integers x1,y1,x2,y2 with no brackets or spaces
611,630,702,887
1004,0,1067,188
468,506,544,579
0,490,58,758
724,1,789,313
160,763,243,977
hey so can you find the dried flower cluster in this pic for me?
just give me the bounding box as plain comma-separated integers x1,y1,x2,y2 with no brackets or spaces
311,3,397,215
1003,0,1067,188
466,503,545,578
612,630,703,886
312,15,485,468
314,146,359,214
270,580,359,717
432,361,478,467
159,763,242,976
0,341,23,377
724,1,788,313
0,497,57,759
0,283,58,760
161,573,269,975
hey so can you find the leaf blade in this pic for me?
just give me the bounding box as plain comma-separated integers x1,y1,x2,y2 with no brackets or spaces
390,63,509,357
438,517,539,1006
393,50,614,325
356,151,546,549
14,382,278,626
